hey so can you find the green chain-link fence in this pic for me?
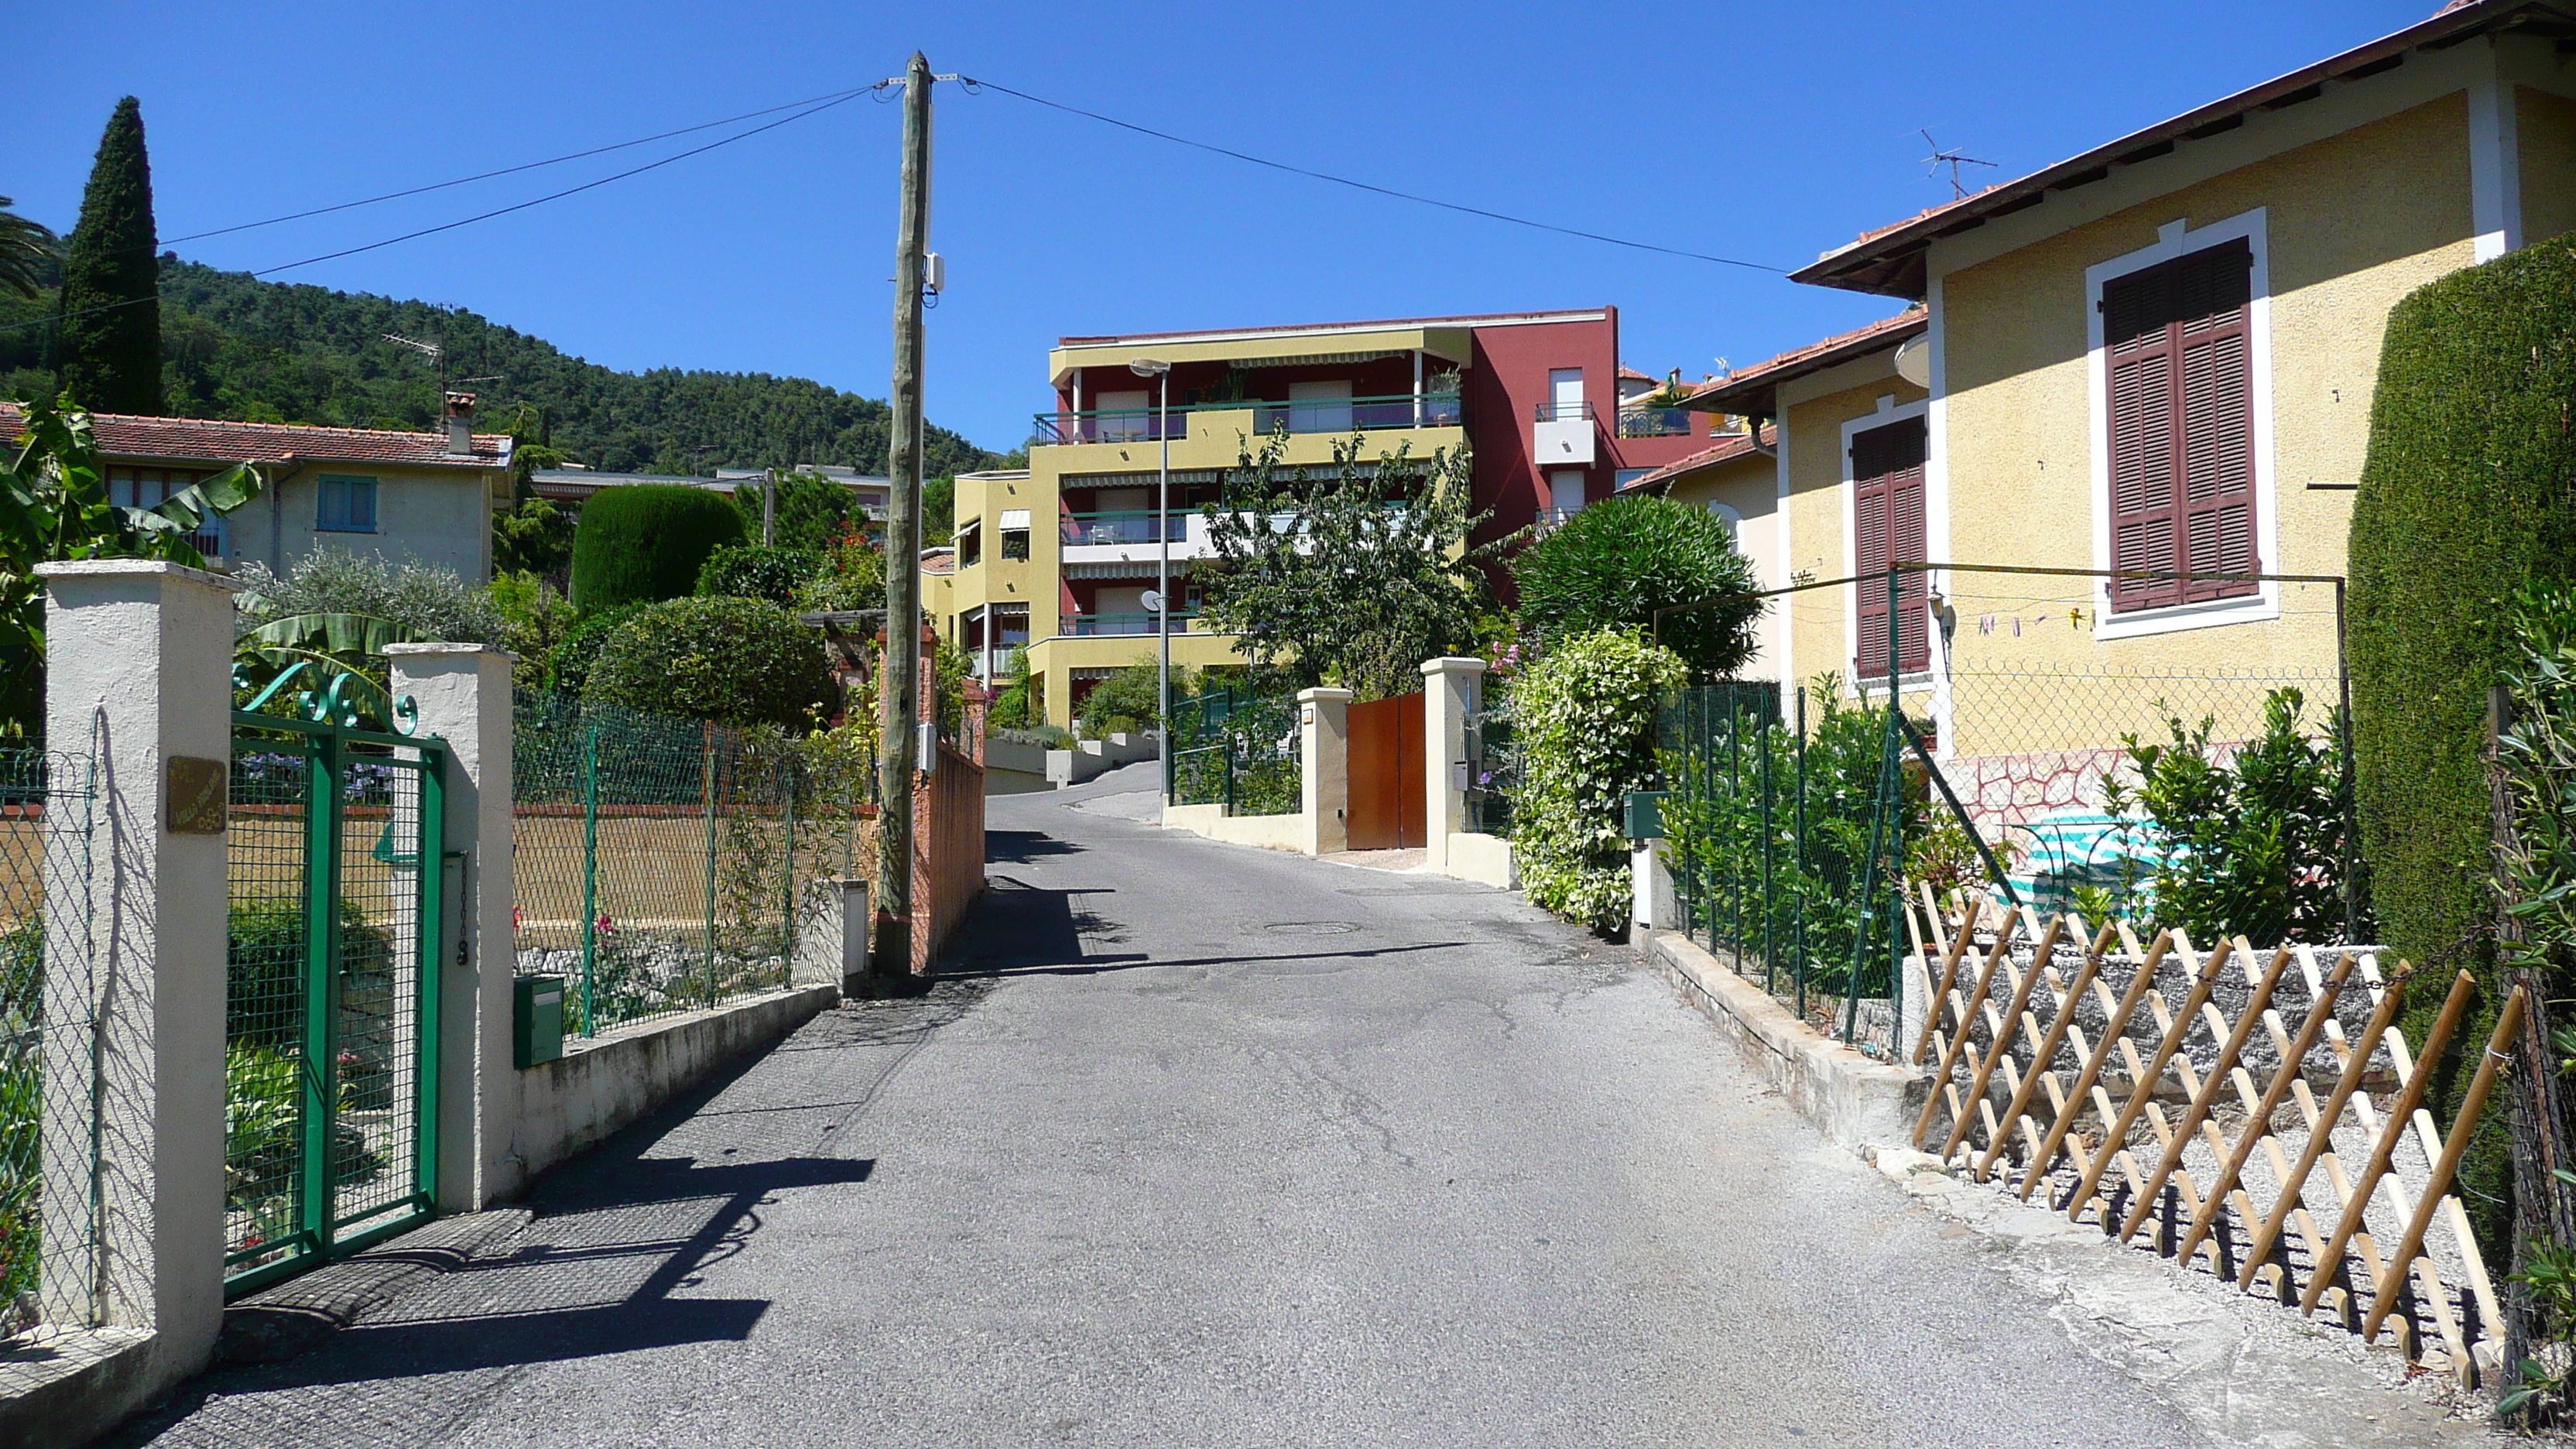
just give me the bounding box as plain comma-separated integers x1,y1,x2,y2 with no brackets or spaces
0,746,97,1340
512,691,870,1038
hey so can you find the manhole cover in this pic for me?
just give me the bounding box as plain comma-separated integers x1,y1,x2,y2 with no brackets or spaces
1261,920,1362,936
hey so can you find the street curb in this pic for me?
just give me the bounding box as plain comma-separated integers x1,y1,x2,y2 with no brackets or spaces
216,1208,533,1365
1639,928,1926,1149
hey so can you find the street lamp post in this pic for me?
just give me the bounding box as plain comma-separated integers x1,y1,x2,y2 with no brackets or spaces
1131,358,1172,794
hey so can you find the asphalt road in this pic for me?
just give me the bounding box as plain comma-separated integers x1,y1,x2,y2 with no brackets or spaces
118,764,2451,1448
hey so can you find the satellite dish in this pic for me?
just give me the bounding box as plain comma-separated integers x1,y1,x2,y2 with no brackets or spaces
1894,334,1932,389
1140,590,1166,613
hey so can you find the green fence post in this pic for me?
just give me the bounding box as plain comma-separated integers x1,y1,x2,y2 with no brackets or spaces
1760,700,1775,995
301,728,344,1258
1793,685,1808,1024
580,724,599,1038
702,723,721,1009
414,746,445,1210
1725,686,1740,968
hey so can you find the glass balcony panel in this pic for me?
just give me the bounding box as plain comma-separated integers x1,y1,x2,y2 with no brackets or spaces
1068,611,1198,636
1060,511,1186,546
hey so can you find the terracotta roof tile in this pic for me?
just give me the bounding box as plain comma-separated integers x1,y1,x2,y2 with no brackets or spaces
0,402,511,468
1617,425,1776,492
1684,308,1926,411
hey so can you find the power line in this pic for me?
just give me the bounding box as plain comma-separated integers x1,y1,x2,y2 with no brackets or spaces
957,76,1786,274
1,87,879,337
163,85,879,246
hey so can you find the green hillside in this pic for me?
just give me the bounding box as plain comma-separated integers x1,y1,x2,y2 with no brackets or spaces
0,257,1005,478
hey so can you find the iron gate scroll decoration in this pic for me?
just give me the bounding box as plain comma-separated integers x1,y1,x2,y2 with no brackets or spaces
224,663,447,1296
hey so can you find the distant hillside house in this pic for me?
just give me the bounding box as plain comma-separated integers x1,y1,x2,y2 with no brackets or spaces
2,392,512,579
533,464,892,521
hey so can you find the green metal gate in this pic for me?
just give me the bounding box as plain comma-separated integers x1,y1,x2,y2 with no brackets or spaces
224,678,446,1296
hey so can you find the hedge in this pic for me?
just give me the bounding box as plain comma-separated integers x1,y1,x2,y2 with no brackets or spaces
2350,235,2576,1260
695,542,823,607
569,485,746,612
543,601,647,698
1510,629,1688,931
1511,495,1762,677
584,595,834,729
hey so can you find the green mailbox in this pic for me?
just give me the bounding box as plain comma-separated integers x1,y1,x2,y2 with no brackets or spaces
1623,790,1669,841
514,975,566,1069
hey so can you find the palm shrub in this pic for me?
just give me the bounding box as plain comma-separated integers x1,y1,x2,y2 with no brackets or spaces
584,595,832,729
569,484,745,611
1512,494,1761,678
695,542,822,607
1512,629,1688,931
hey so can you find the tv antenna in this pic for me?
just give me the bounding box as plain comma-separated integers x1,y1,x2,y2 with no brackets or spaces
1920,129,1997,200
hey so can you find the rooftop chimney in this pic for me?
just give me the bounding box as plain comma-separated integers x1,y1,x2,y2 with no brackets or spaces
443,392,477,457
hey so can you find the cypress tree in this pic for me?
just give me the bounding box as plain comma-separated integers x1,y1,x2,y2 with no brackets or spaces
54,97,162,416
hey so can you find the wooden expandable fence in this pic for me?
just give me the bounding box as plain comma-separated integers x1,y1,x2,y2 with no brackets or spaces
1902,889,2513,1386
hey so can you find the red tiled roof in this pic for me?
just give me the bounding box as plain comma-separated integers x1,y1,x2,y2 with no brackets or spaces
1617,425,1776,493
1618,365,1654,382
1683,308,1927,415
0,402,511,469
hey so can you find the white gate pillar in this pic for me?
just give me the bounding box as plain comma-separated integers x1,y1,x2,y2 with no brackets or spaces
36,560,238,1395
1420,657,1485,872
387,645,521,1210
1297,687,1353,855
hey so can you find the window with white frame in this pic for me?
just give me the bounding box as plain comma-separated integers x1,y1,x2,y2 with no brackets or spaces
2102,237,2258,612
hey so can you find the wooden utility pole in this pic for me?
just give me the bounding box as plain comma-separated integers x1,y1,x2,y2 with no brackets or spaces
874,51,933,985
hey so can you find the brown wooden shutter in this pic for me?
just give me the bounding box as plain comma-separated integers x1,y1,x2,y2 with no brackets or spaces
2104,238,2256,613
1852,416,1928,677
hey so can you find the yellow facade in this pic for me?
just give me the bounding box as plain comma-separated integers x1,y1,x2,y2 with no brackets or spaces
932,403,1467,731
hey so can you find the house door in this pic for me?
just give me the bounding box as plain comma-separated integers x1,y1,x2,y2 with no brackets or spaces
1345,691,1426,851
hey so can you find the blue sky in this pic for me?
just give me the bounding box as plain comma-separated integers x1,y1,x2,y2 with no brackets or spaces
4,1,2442,455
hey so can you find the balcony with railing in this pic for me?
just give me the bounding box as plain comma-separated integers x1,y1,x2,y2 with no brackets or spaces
1032,391,1463,447
1067,611,1201,636
1060,510,1187,546
1533,401,1598,423
1615,406,1694,438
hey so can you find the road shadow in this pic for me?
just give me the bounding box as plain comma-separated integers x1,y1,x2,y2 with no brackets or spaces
988,828,1081,864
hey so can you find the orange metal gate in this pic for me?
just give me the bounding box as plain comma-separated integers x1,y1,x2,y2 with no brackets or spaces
1346,692,1425,851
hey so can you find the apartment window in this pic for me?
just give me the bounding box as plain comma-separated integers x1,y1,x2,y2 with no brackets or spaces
956,519,982,567
1851,417,1927,677
1614,468,1653,491
999,507,1032,561
317,474,378,533
2103,237,2257,613
1547,470,1586,524
994,603,1031,647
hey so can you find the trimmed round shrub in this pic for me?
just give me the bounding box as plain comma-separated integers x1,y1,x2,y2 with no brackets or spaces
1510,629,1687,931
570,485,746,612
2350,234,2576,1261
695,543,822,607
584,595,833,728
1512,494,1760,677
543,601,647,698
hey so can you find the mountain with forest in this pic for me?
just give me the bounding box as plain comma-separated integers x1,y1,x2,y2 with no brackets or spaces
0,257,1006,478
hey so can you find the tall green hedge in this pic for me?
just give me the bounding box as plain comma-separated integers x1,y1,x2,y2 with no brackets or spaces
2350,235,2576,1259
569,485,745,612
